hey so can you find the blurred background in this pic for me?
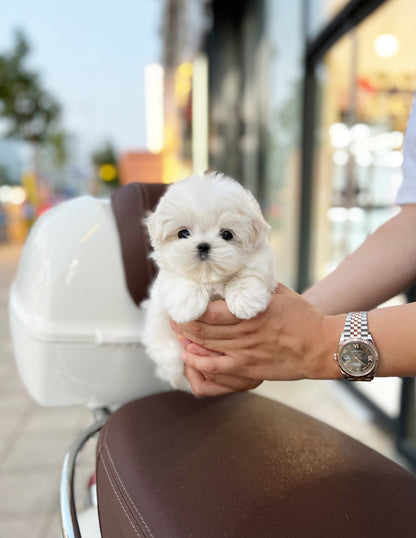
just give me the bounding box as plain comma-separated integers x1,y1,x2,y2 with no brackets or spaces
1,0,416,535
1,0,414,288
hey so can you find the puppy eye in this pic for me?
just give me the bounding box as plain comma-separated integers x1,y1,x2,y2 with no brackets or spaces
178,229,190,239
220,229,233,241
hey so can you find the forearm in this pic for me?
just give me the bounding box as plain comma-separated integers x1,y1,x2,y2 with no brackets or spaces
369,302,416,377
303,205,416,314
319,302,416,379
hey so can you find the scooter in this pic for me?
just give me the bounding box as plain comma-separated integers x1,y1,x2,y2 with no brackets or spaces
9,182,416,537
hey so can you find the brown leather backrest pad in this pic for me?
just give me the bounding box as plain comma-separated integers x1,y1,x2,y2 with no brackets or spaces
97,391,416,537
111,182,167,306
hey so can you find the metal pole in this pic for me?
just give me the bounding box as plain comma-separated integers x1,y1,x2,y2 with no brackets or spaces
60,410,109,538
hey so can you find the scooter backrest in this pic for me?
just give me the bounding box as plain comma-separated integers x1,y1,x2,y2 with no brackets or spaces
111,182,167,305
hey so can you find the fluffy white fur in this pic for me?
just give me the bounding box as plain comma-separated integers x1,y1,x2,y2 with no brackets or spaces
140,172,276,391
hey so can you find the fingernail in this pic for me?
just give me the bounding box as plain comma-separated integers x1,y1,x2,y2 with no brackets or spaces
177,335,187,347
181,351,188,362
170,320,178,331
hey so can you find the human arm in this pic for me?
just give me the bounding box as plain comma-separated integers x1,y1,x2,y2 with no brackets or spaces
303,204,416,314
176,284,416,396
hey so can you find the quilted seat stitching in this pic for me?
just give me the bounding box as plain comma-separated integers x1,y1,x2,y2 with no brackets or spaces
100,454,145,537
102,438,155,538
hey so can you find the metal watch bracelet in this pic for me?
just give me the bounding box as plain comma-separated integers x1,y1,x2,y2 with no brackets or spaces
342,311,369,340
338,311,377,382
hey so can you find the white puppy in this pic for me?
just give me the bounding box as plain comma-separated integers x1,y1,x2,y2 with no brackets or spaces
141,172,276,391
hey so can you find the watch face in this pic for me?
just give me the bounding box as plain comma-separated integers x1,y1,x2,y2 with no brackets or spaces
338,339,378,377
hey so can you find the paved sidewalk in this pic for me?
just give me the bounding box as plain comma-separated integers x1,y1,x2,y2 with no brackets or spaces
0,242,411,538
0,244,95,538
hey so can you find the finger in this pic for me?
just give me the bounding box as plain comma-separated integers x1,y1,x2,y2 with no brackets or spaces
170,301,239,338
170,319,179,332
275,282,298,298
177,335,192,349
184,366,235,397
173,307,243,351
172,324,223,355
177,315,251,351
182,350,241,377
198,300,240,326
202,372,262,392
178,324,234,353
171,301,250,353
185,342,222,357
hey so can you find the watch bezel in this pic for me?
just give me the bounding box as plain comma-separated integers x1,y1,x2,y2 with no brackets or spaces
337,337,379,378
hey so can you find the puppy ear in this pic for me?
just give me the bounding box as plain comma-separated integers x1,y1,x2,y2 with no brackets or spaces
243,190,271,250
144,211,160,249
250,212,271,251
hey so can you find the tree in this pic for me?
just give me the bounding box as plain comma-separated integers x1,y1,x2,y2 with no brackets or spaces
0,29,61,144
0,164,14,185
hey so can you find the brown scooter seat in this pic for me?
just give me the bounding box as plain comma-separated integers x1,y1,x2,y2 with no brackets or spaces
96,390,416,537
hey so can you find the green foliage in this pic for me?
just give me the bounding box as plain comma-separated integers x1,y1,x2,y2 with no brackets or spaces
92,141,118,167
0,164,13,185
0,29,61,143
45,129,68,168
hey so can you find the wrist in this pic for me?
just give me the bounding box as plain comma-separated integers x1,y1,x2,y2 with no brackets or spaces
312,314,346,380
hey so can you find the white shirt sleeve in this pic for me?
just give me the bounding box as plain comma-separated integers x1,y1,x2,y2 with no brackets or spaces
396,94,416,205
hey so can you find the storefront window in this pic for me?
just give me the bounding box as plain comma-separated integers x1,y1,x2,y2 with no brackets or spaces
312,0,416,282
307,0,351,38
311,0,416,421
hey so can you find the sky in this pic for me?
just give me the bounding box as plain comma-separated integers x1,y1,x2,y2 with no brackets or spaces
0,0,163,155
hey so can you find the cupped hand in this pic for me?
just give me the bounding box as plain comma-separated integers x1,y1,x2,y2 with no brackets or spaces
172,284,343,396
175,334,262,396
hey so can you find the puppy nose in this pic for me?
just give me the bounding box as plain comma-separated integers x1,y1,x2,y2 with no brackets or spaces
197,242,211,255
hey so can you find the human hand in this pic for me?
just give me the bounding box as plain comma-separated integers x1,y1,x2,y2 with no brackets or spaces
172,284,344,396
175,334,262,396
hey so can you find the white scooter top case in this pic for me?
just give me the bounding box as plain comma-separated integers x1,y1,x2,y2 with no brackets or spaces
9,194,167,408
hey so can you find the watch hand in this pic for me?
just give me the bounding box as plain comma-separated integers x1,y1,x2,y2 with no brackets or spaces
355,354,368,366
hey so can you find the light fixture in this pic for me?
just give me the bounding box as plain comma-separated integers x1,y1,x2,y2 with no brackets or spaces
374,33,400,58
329,123,351,148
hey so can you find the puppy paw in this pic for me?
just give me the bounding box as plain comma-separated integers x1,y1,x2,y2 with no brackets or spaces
143,329,192,392
225,281,271,320
166,286,210,323
156,363,191,392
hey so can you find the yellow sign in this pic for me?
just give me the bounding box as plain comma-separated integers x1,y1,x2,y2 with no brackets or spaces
99,164,117,182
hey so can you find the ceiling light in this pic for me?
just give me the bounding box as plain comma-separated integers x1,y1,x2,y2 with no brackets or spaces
374,34,400,58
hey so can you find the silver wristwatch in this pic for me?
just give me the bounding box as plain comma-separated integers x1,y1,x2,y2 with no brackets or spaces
335,312,379,381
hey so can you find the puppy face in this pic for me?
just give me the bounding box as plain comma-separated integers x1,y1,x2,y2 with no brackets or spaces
146,173,270,283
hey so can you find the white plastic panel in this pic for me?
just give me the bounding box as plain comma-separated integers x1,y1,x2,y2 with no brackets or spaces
9,196,169,406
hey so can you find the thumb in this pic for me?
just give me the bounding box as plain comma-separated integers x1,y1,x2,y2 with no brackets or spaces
274,282,298,298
